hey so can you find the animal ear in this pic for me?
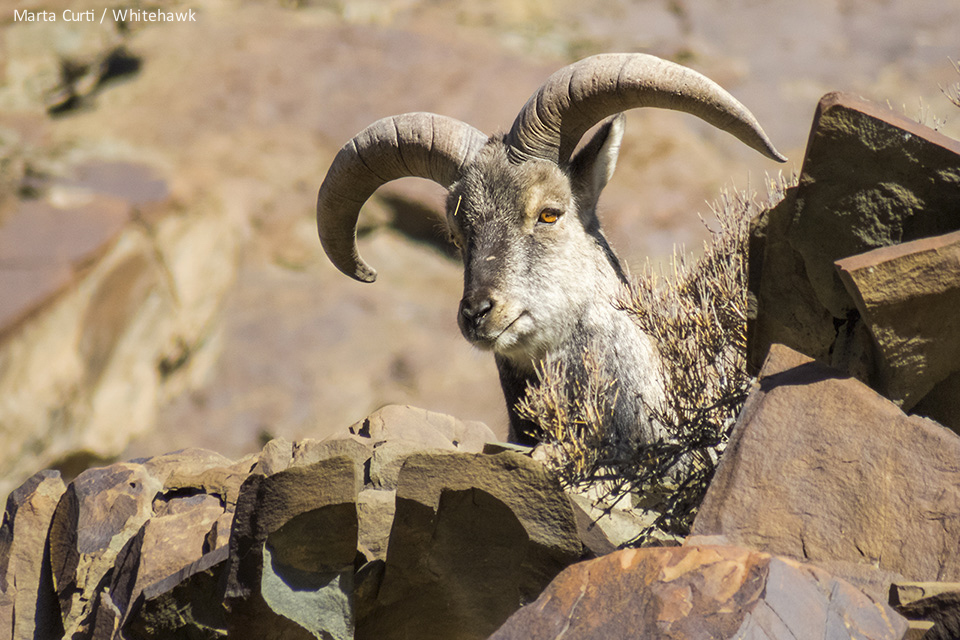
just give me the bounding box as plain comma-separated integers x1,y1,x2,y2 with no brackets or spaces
568,113,625,208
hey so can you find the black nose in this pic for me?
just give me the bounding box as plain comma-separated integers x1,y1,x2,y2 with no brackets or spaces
460,295,494,329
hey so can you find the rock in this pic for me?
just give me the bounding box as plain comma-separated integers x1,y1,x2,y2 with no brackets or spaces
746,188,836,373
109,492,228,625
489,545,908,639
0,470,66,640
693,344,960,599
40,448,245,637
836,229,960,411
123,545,231,640
223,456,359,640
567,490,658,552
788,92,960,319
357,488,395,562
351,404,497,452
48,462,163,636
252,437,295,476
358,451,581,640
369,439,446,490
891,582,960,640
747,92,960,388
294,435,375,482
913,370,960,436
568,499,617,558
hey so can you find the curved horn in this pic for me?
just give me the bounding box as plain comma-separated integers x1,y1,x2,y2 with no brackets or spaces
506,53,786,166
317,112,488,282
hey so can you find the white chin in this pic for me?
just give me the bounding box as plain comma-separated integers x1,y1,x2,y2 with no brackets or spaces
492,319,546,366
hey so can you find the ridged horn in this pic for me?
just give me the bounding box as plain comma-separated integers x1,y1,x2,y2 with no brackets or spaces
506,53,786,166
317,112,488,282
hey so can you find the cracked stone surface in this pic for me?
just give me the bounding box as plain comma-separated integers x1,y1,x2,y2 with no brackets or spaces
693,344,960,600
489,544,907,639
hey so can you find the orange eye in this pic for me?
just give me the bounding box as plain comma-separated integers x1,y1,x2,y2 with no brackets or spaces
538,209,561,224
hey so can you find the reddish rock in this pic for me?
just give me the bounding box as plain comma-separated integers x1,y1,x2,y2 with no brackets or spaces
489,545,907,639
44,448,247,637
123,545,231,640
694,344,960,599
48,462,162,636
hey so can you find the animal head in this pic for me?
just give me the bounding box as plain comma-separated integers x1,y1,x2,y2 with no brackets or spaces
316,53,784,368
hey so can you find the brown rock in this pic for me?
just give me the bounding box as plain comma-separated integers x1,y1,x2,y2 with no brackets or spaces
294,435,375,481
747,188,837,373
788,92,960,318
48,462,163,636
891,582,960,640
352,404,496,452
357,488,395,562
368,438,448,490
836,229,960,410
489,545,907,639
40,449,245,637
109,493,227,624
358,451,581,640
0,470,66,640
252,437,295,476
913,370,960,436
123,545,230,640
693,344,960,599
223,456,359,640
748,93,960,386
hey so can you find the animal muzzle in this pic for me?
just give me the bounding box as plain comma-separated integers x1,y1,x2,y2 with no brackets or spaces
458,289,501,346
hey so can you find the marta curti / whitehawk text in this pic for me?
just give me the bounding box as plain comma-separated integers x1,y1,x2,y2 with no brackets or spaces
13,8,198,22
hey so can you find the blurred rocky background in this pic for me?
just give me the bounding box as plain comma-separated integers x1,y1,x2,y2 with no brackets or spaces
2,0,960,497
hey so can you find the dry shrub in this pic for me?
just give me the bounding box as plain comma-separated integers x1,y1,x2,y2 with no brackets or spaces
517,175,793,545
945,59,960,110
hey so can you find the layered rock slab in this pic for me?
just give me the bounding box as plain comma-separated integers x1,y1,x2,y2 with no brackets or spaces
356,451,582,640
45,448,249,638
223,455,359,640
489,545,907,639
747,92,960,429
0,470,66,640
836,229,960,410
694,344,960,598
788,92,960,319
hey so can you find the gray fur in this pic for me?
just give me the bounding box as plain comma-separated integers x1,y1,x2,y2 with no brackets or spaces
316,53,784,446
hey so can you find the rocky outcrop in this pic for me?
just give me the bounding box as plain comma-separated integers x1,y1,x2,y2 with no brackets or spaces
46,448,251,638
359,451,582,640
0,470,65,640
693,344,960,601
489,544,908,639
835,230,960,411
748,93,960,430
0,405,595,639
